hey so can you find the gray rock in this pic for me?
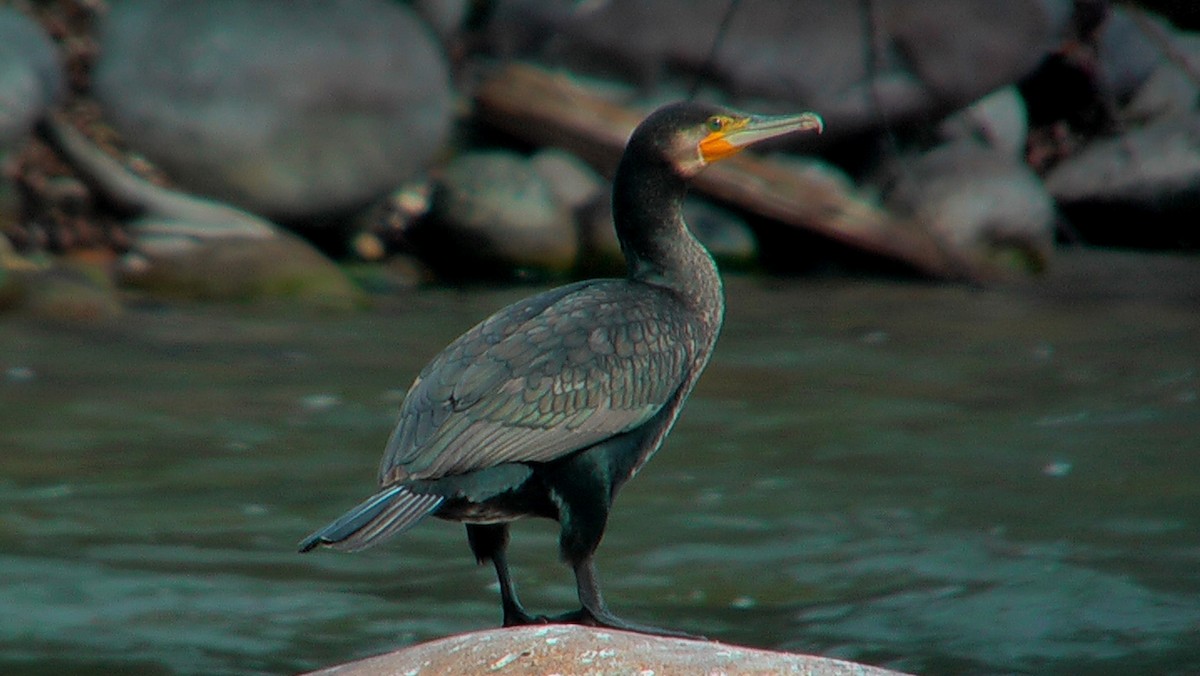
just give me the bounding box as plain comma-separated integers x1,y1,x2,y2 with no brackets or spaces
937,86,1030,161
530,148,606,211
1044,113,1200,246
304,625,910,676
1122,33,1200,125
424,150,578,276
0,7,63,150
1097,6,1176,102
412,0,471,42
92,0,452,222
485,0,1061,138
880,142,1056,277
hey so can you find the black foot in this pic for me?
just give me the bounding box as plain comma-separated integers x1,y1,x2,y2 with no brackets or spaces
501,607,551,627
547,607,706,641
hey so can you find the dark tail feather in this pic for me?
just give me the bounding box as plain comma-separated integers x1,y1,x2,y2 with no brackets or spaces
298,485,443,553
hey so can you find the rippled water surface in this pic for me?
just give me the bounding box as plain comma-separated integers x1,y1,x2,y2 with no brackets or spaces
2,250,1198,675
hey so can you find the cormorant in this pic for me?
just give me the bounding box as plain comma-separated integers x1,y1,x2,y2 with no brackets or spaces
299,101,823,635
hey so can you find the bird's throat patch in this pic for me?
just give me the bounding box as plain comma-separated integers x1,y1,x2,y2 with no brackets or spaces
699,133,741,163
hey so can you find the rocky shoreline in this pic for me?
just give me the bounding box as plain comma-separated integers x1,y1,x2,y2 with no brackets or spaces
3,0,1199,320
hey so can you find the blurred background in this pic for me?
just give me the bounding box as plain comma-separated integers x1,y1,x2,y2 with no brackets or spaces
1,1,1198,674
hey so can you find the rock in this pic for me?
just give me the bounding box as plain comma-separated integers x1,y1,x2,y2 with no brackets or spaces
530,148,606,212
937,86,1030,160
45,115,364,308
412,0,471,43
484,0,1060,138
20,261,123,324
92,0,452,222
879,141,1056,277
1122,32,1200,125
421,150,578,277
1096,6,1176,102
1044,113,1200,247
1123,58,1200,126
0,7,63,151
304,625,909,676
0,240,123,323
117,232,364,309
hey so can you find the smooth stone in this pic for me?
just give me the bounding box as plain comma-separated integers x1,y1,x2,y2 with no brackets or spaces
1097,6,1177,101
422,150,578,277
117,231,365,310
1122,32,1200,125
530,148,607,211
1044,113,1200,247
92,0,452,221
880,141,1056,277
937,86,1029,161
0,7,63,149
304,625,910,676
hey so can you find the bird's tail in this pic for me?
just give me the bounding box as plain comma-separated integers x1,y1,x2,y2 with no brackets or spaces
298,485,443,553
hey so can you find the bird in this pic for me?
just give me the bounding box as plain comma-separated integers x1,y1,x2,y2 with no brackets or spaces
299,101,823,636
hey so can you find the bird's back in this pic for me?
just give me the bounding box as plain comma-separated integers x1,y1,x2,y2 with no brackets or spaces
379,278,714,485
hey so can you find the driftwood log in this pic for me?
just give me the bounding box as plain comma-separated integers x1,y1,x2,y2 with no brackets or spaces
474,63,974,281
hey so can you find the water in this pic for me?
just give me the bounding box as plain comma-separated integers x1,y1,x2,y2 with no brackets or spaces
1,250,1198,675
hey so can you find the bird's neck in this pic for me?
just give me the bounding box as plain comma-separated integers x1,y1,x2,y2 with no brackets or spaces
612,155,724,324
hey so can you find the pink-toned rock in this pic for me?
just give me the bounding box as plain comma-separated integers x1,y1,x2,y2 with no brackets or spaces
306,625,907,676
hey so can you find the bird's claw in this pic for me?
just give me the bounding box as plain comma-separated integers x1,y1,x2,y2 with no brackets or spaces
546,607,707,641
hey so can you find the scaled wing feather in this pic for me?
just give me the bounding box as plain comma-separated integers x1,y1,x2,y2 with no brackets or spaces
379,281,693,483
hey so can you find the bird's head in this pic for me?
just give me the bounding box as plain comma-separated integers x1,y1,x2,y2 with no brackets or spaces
628,102,824,179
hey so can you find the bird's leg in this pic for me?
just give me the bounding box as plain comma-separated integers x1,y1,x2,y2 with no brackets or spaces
465,523,542,626
544,457,704,639
562,555,705,640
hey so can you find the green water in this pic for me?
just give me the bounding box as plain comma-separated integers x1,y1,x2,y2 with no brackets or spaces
1,250,1198,675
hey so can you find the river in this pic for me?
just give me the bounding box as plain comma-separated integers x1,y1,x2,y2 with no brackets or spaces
1,249,1197,675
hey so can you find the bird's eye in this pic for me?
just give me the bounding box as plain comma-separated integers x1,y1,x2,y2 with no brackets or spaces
706,116,726,133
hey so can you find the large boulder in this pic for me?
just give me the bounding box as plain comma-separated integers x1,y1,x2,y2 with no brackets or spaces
879,141,1056,277
305,625,908,676
419,150,579,277
0,7,62,151
92,0,452,222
